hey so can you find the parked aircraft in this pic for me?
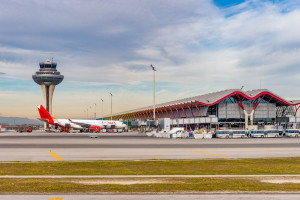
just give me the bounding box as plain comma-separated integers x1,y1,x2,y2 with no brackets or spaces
37,105,126,132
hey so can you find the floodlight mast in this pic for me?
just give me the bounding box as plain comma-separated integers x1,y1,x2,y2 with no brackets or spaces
109,92,113,120
101,98,104,120
90,106,92,119
94,103,97,119
150,64,156,121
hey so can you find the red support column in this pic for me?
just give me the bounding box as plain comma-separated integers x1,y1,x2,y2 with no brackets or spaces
142,112,146,120
236,95,245,110
181,106,188,118
181,106,191,130
195,103,202,117
144,112,148,120
156,110,161,118
253,95,265,111
141,112,144,120
150,110,157,119
169,107,176,119
164,107,172,128
160,109,165,118
295,105,300,117
175,107,183,127
175,107,182,118
187,104,194,117
149,111,153,119
164,108,170,118
132,113,135,121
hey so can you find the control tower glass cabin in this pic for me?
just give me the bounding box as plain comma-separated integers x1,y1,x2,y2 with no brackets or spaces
32,59,64,115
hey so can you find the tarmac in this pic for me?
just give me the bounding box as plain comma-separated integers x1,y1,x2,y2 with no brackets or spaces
0,131,299,161
1,131,300,198
1,194,300,200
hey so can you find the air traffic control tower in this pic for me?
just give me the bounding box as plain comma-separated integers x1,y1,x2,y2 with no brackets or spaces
32,59,64,119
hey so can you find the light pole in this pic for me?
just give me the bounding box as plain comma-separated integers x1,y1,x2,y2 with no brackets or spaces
90,106,92,119
150,64,156,120
87,108,89,119
101,98,104,120
94,103,97,119
109,92,113,120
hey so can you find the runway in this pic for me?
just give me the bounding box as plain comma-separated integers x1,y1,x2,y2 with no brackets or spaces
0,131,300,161
1,194,300,200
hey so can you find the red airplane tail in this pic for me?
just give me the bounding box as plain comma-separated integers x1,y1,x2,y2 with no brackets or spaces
37,105,55,124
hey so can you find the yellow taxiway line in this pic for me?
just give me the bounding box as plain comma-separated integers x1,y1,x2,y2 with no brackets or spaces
189,150,227,158
48,151,63,161
49,198,63,200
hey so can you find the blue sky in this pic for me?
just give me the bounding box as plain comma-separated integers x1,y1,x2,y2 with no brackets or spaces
1,0,300,118
214,0,247,7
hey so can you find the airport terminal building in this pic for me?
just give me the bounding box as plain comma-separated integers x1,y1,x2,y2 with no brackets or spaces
108,89,300,130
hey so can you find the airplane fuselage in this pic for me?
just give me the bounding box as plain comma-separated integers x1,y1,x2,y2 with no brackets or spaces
55,119,126,130
37,105,127,132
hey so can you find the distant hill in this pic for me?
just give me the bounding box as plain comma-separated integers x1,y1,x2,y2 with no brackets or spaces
0,117,43,125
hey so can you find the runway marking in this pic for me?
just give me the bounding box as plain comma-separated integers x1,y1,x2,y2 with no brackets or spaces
48,151,63,161
49,198,63,200
189,150,227,158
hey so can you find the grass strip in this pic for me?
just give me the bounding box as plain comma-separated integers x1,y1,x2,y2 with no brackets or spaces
1,157,300,175
0,178,299,193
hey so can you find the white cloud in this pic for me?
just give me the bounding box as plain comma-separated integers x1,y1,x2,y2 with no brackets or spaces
2,0,300,117
131,1,300,93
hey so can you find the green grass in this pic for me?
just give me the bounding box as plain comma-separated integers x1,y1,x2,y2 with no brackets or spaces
1,157,300,175
0,178,299,193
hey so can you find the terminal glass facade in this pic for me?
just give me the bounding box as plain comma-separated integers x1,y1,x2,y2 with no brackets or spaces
218,100,276,122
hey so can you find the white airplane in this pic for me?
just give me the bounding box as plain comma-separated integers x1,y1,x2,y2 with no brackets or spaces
37,105,126,132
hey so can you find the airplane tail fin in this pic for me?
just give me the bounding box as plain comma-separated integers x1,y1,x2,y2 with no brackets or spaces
37,105,55,124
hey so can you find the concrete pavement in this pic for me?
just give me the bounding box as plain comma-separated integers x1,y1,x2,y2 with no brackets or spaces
0,131,299,161
1,194,300,200
2,175,300,178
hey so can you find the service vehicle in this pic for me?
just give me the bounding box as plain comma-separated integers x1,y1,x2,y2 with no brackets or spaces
26,127,33,133
264,130,280,137
216,130,248,138
285,129,300,137
249,130,265,138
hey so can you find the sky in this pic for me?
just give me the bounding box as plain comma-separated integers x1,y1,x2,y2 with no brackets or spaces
1,0,300,119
